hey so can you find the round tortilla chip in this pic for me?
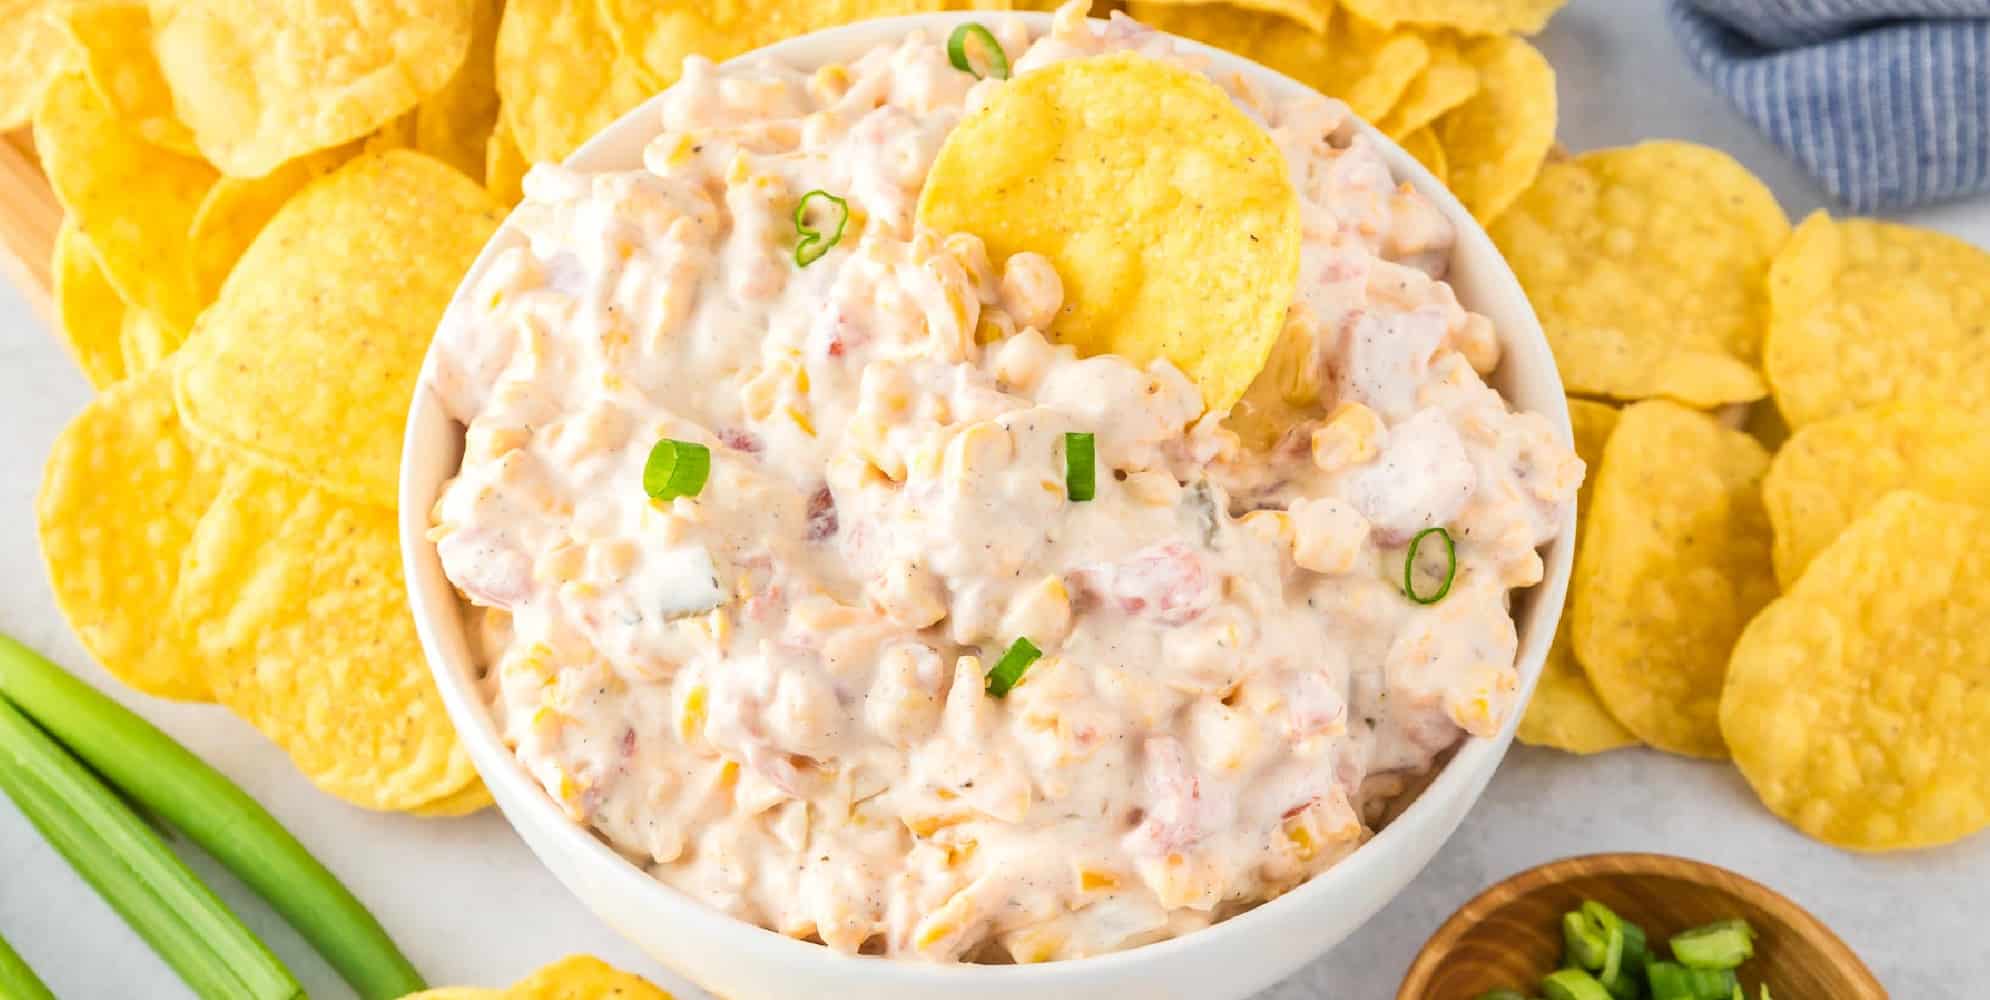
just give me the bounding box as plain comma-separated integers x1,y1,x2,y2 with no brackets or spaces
1127,3,1431,124
1723,491,1990,851
51,222,128,389
1765,212,1990,429
918,52,1300,414
175,466,478,811
1572,400,1777,759
403,956,673,1000
1762,402,1990,589
1517,399,1637,754
147,0,473,177
0,0,75,131
175,150,503,510
1124,0,1329,32
1435,34,1554,225
410,779,494,818
1341,0,1565,35
59,1,199,156
496,0,659,166
36,366,220,701
415,0,502,181
185,142,357,306
1397,126,1447,185
1375,37,1479,140
1491,141,1786,406
36,68,215,334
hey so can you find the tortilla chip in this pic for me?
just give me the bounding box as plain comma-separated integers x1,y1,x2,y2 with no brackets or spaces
176,465,477,810
185,142,357,305
1491,141,1787,406
1572,400,1776,759
175,150,503,509
496,0,659,166
36,366,218,701
1375,36,1479,139
148,0,474,176
1765,212,1990,428
1723,491,1990,851
1398,125,1447,185
35,68,214,333
410,780,493,818
485,118,527,207
119,305,182,377
59,1,198,155
1124,0,1329,32
1517,399,1637,754
416,0,501,181
1124,3,1430,123
0,0,76,131
404,956,674,1000
1762,402,1990,588
51,222,128,389
1340,0,1566,35
1434,34,1555,224
919,52,1301,414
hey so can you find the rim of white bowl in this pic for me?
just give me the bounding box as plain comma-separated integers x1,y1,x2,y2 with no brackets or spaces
401,8,1575,987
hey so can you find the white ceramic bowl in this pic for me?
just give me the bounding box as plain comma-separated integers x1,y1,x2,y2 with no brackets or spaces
401,13,1575,1000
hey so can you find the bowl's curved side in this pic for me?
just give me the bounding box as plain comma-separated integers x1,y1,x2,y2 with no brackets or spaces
400,12,1574,1000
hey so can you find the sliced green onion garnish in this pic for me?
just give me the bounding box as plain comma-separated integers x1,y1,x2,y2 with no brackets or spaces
792,189,850,267
984,637,1041,697
1541,969,1613,1000
1064,432,1096,502
1563,910,1609,970
643,439,711,501
1669,919,1755,971
0,932,55,1000
946,23,1010,81
0,695,301,1000
1403,525,1457,604
1645,961,1736,1000
0,634,423,1000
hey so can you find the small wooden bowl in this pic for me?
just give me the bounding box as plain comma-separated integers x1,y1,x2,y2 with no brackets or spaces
1397,853,1886,999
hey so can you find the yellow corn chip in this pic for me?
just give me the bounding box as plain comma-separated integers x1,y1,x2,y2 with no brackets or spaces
1398,125,1447,185
497,0,659,166
1125,3,1430,123
176,150,503,509
50,222,127,389
416,0,502,181
36,68,214,334
1762,402,1990,588
0,0,76,131
59,1,198,155
404,956,674,1000
1723,491,1990,851
1491,141,1786,406
176,465,477,810
919,52,1301,414
119,306,182,377
1572,400,1776,759
186,142,358,306
1376,36,1479,139
36,366,218,701
1125,0,1329,32
1517,399,1637,754
1341,0,1566,35
1765,212,1990,428
410,780,493,818
148,0,474,177
485,119,528,208
1435,34,1554,224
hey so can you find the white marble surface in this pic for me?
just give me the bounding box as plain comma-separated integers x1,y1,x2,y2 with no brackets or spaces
3,1,1987,996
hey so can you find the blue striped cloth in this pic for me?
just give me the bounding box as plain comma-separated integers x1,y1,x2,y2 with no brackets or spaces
1667,0,1990,212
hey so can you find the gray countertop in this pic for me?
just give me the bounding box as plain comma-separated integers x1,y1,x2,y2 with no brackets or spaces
3,1,1985,996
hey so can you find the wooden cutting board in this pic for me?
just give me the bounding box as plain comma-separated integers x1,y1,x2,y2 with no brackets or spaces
1,129,60,323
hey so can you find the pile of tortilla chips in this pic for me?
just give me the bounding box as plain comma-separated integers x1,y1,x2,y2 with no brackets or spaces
406,955,675,999
1492,138,1990,852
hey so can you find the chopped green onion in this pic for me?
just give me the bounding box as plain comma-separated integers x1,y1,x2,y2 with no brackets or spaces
1599,923,1626,985
0,932,55,1000
0,695,301,1000
946,23,1010,81
1646,961,1737,1000
984,637,1042,697
1670,919,1755,971
643,439,711,501
792,189,850,267
1563,910,1609,971
1542,969,1614,1000
0,634,424,1000
1403,525,1457,604
1064,432,1096,502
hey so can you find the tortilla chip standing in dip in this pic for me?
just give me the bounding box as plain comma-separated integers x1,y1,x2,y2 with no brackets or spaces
424,2,1578,963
